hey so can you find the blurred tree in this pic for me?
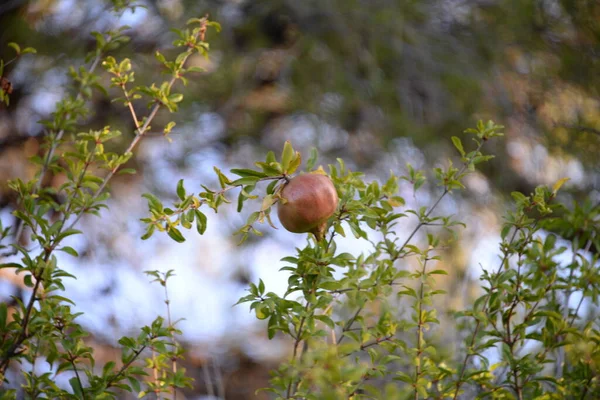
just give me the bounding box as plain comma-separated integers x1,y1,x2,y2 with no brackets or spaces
0,0,598,397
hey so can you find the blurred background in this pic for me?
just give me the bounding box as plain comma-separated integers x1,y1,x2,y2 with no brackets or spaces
0,0,599,398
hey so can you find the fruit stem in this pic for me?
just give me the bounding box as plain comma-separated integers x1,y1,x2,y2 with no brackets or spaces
311,221,327,242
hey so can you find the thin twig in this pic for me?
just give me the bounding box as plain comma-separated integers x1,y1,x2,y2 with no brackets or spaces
3,53,103,258
568,237,594,327
555,235,581,377
580,374,596,399
121,83,141,132
414,258,429,400
67,350,86,400
0,268,43,373
163,277,178,400
285,301,311,398
106,345,147,388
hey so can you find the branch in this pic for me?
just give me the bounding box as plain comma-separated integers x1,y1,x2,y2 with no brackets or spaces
0,267,43,372
2,52,103,258
106,345,147,388
414,258,429,400
0,17,213,378
285,301,311,399
65,18,210,233
337,141,485,345
67,351,86,400
453,219,542,398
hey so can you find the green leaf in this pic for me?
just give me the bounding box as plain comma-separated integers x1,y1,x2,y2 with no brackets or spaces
69,377,84,397
58,246,79,257
103,361,116,377
195,210,207,234
261,151,274,165
552,177,570,194
207,20,222,32
230,168,267,178
214,167,232,188
266,179,278,195
267,316,278,339
141,225,155,240
500,224,511,240
428,269,448,275
287,151,302,175
314,315,335,329
24,275,34,288
451,136,465,156
176,179,186,200
306,147,318,171
142,193,163,212
186,66,205,73
230,176,260,186
254,303,270,320
167,227,185,243
281,141,294,173
0,263,22,269
334,223,346,237
261,194,275,211
168,93,183,103
8,42,20,55
511,191,527,203
237,191,245,212
118,168,137,175
128,376,141,393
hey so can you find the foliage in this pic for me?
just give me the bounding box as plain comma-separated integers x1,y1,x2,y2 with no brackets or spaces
0,2,599,400
0,8,218,398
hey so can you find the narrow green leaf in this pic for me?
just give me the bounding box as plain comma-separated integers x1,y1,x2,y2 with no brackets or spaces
195,210,207,234
306,147,318,171
69,377,83,397
552,177,570,194
281,141,294,173
230,176,260,186
58,246,79,257
8,42,20,55
176,179,186,201
451,136,465,156
230,169,267,178
167,227,185,243
142,193,163,212
0,263,22,269
287,152,301,174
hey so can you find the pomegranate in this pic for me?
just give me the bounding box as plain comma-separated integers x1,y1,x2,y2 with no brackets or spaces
277,173,339,241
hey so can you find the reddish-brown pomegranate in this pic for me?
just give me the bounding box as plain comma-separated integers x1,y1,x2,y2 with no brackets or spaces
277,173,339,241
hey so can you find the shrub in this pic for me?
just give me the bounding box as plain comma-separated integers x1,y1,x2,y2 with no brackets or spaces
1,4,599,400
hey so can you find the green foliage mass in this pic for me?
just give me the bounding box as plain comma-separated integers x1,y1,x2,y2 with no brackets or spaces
0,2,599,399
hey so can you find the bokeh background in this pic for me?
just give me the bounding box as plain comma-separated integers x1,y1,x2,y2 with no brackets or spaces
0,0,599,398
